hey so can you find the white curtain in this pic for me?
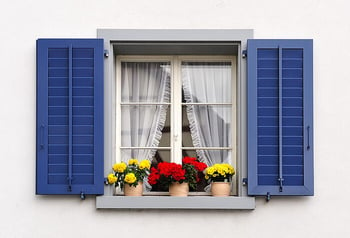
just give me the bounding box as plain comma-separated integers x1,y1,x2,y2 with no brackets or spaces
182,62,232,166
121,62,170,162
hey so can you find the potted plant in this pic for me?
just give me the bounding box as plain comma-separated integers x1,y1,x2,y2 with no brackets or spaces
148,157,207,196
204,163,235,196
106,159,151,196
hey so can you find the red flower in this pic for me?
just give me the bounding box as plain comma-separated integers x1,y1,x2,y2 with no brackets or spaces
182,157,207,172
194,162,207,172
148,167,160,185
148,159,207,190
182,156,196,164
148,162,186,185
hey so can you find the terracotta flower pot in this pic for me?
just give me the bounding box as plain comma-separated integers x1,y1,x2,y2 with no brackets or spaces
211,182,231,197
124,181,143,196
169,182,189,197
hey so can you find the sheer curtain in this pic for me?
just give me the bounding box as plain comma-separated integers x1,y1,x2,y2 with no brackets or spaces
121,62,170,162
182,62,232,166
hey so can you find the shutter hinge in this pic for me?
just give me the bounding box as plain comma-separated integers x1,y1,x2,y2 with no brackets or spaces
242,50,247,58
104,177,109,185
104,50,109,58
242,178,248,186
266,192,271,202
80,191,86,200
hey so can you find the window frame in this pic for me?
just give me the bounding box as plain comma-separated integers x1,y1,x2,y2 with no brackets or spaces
96,29,255,209
116,55,237,195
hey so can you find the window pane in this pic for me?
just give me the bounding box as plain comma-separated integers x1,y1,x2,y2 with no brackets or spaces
121,62,171,103
182,105,232,147
158,106,171,147
121,105,170,147
121,149,170,164
182,105,193,147
182,62,231,103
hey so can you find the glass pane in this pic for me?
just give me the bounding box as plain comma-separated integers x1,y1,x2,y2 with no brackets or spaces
182,62,231,103
121,105,170,147
121,62,171,103
158,106,171,147
121,149,170,164
182,105,232,147
182,105,193,147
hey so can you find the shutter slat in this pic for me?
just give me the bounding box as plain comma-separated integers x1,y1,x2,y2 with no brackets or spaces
248,39,313,196
36,39,104,195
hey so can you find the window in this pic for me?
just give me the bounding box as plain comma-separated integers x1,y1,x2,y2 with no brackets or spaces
115,56,237,194
97,30,257,209
36,30,313,209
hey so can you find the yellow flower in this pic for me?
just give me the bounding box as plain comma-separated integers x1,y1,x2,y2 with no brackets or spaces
217,167,224,176
112,163,127,173
205,163,235,179
128,159,139,166
107,173,117,184
206,167,215,175
139,160,151,170
223,164,235,175
124,173,137,184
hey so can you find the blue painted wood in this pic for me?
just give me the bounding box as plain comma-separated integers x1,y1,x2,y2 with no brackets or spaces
248,39,313,196
68,45,73,191
278,46,284,192
36,39,104,195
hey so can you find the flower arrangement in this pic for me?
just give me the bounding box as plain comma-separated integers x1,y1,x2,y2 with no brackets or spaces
107,159,151,188
204,163,235,183
148,157,207,190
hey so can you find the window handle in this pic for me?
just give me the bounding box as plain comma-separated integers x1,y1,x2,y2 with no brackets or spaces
307,126,310,150
40,124,45,149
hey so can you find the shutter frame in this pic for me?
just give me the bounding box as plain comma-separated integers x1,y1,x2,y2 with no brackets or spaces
247,39,313,196
36,39,104,195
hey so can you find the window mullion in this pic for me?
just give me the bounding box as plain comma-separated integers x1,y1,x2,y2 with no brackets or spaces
231,56,237,195
115,57,122,163
172,56,182,163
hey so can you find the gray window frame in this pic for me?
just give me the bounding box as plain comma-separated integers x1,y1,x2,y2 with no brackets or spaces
96,29,255,209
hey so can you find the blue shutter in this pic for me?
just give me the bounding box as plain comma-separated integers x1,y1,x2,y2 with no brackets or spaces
36,39,104,195
247,39,313,196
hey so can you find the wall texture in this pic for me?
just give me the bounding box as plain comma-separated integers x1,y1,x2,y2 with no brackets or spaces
1,0,349,237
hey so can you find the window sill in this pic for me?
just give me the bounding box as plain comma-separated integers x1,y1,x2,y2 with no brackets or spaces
96,196,255,210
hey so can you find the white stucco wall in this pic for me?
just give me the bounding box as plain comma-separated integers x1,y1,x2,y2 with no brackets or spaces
1,0,349,237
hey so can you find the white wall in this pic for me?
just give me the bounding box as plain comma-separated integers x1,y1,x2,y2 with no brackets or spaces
1,0,349,237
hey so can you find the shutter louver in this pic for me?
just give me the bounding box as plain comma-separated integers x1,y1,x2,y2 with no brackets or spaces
247,39,313,196
36,39,104,195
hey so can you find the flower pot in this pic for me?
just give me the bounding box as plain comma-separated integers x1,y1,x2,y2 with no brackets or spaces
124,182,143,196
169,182,189,197
211,182,231,197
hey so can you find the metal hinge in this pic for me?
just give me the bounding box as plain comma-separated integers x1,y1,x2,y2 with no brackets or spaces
104,50,109,58
242,50,247,58
242,178,248,186
266,192,271,202
80,192,86,200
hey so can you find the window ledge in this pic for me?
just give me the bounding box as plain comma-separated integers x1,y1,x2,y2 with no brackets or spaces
96,196,255,210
